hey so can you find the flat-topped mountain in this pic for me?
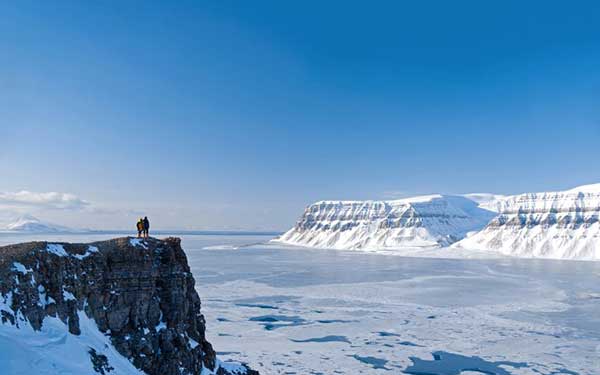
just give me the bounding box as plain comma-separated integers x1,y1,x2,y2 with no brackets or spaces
0,237,258,374
276,184,600,260
274,195,496,250
455,183,600,260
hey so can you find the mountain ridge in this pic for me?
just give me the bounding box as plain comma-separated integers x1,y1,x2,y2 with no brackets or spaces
276,184,600,260
1,215,84,233
454,184,600,260
274,194,496,250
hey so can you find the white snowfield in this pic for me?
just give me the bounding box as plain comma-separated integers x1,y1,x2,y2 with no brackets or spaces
454,183,600,260
276,183,600,260
0,305,247,375
0,306,145,375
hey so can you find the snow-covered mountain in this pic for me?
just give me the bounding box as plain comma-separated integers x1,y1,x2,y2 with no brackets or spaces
462,193,508,212
454,184,600,260
274,195,497,250
1,215,82,233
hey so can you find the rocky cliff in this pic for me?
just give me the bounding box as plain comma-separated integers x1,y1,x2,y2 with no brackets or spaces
0,237,258,374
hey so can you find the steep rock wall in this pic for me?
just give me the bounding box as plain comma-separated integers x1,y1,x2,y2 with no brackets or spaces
0,237,257,374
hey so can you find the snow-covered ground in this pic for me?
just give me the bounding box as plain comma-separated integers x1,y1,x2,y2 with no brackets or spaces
0,309,145,375
1,233,599,374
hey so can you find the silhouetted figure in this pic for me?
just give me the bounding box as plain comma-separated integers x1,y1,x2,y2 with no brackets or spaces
136,218,144,238
143,216,150,238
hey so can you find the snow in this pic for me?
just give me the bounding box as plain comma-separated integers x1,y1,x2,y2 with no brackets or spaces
72,245,99,260
316,194,445,205
1,232,599,374
156,321,167,331
1,292,14,315
11,262,31,275
461,193,508,212
565,182,600,193
62,290,76,301
1,215,83,233
129,238,148,249
189,337,200,349
37,285,56,308
274,195,496,250
45,243,68,257
180,234,600,375
455,183,600,260
0,310,145,375
276,183,600,260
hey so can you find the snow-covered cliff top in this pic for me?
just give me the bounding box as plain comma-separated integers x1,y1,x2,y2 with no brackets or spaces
314,194,445,206
476,183,600,215
455,183,600,260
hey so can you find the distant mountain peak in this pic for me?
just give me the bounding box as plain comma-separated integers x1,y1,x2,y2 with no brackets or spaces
2,215,81,233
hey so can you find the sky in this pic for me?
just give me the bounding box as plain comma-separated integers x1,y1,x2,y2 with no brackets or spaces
1,1,599,231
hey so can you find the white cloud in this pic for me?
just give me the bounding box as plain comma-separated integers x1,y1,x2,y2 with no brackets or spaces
0,191,90,210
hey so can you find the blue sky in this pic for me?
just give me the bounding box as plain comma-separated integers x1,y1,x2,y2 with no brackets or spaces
1,1,599,230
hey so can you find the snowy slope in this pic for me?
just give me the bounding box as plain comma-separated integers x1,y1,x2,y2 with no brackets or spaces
274,195,496,250
461,193,508,212
0,308,145,375
1,215,82,233
454,184,600,260
0,313,247,375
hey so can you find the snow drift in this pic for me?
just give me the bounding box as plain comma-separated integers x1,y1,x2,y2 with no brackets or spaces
274,195,496,250
454,184,600,260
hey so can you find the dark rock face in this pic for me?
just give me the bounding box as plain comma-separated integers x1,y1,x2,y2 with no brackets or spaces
89,348,115,374
0,237,258,375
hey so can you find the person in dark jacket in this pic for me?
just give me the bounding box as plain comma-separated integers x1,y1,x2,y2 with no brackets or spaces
143,216,150,238
136,218,144,238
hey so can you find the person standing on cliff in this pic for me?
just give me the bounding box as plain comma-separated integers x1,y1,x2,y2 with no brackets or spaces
136,218,144,238
143,216,150,238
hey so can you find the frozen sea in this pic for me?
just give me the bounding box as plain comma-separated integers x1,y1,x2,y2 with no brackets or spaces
1,232,599,375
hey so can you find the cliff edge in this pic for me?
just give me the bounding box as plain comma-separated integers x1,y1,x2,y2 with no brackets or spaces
0,237,258,374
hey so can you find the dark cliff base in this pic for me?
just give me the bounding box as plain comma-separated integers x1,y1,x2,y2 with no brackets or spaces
0,237,258,375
